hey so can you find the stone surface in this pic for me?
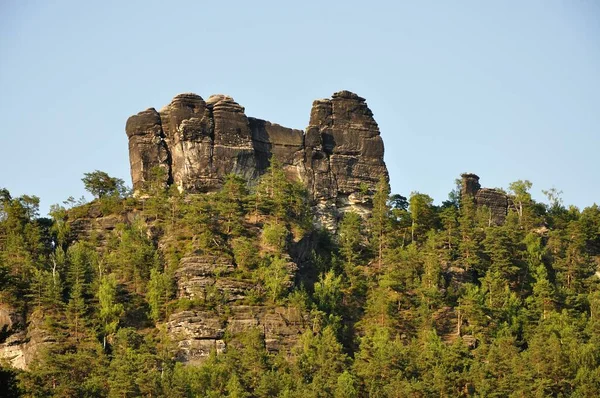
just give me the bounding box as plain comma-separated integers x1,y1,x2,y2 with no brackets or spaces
166,305,306,365
475,188,509,225
126,90,389,229
0,309,54,370
461,173,509,225
126,108,171,190
167,255,306,364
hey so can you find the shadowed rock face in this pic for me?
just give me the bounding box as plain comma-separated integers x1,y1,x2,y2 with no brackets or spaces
461,173,509,225
126,90,389,229
125,108,171,189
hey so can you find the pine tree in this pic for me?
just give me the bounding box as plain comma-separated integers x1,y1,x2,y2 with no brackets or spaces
369,176,391,270
147,267,173,322
216,173,248,235
66,275,87,341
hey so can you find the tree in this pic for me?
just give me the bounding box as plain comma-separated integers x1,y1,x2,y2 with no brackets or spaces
216,174,248,235
313,270,344,315
293,326,349,396
260,256,293,302
508,180,532,227
105,220,159,293
338,212,363,267
67,274,87,341
354,326,408,396
409,192,436,243
458,192,479,271
261,221,289,254
369,176,391,269
253,158,309,225
147,267,173,322
82,170,128,199
98,273,124,349
418,233,444,311
107,328,162,398
524,233,554,320
231,237,259,270
542,187,564,212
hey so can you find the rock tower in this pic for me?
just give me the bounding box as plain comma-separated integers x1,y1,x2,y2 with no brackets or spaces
126,90,389,229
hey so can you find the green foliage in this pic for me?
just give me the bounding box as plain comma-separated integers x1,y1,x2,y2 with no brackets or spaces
231,236,259,270
147,267,173,322
338,212,363,267
253,158,310,227
216,174,248,235
105,219,159,293
369,176,392,269
313,270,344,315
2,170,600,398
261,221,289,253
260,256,293,302
293,326,349,396
98,273,124,348
82,170,128,199
409,191,436,243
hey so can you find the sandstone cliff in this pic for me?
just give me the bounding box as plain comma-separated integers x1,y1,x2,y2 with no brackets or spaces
126,90,388,229
461,173,509,225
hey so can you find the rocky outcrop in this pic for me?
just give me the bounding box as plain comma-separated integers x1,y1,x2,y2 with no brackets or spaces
167,255,305,364
167,305,306,365
125,108,171,190
174,255,255,302
0,306,54,370
304,91,388,228
461,173,509,225
126,90,388,229
475,188,510,225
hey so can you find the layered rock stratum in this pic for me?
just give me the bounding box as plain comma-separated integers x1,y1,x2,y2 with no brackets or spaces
126,90,389,229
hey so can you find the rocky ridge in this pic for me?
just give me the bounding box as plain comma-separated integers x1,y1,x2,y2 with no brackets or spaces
126,90,388,230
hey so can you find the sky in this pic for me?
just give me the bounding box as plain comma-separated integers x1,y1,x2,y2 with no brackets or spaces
1,0,599,216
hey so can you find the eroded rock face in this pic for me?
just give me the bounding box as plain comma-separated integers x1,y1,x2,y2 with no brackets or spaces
126,108,171,190
0,307,54,370
305,91,388,228
475,188,509,225
461,173,509,225
167,255,306,364
126,90,388,229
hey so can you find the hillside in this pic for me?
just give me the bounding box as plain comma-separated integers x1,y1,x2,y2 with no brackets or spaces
1,91,599,397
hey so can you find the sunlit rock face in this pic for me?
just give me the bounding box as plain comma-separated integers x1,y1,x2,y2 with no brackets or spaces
166,255,306,365
304,90,388,229
0,305,54,370
126,90,389,229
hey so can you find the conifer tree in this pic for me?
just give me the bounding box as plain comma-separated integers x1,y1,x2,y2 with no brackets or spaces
369,176,391,270
408,191,435,243
216,173,248,235
98,273,124,349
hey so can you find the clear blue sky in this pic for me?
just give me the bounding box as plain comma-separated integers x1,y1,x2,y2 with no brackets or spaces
1,0,599,216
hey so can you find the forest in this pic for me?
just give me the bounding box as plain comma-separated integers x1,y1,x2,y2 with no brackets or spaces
1,163,599,397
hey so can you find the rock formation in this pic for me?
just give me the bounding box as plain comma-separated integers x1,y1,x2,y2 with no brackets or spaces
461,173,509,225
0,305,54,370
168,255,306,364
126,90,388,229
